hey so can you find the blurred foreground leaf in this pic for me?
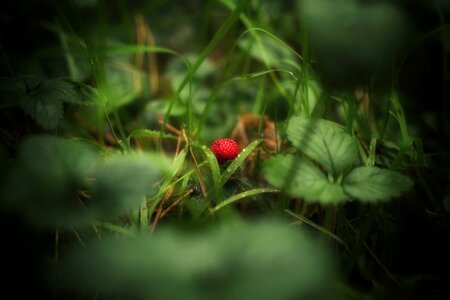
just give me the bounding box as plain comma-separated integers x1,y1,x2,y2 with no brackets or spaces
52,219,337,300
0,136,169,227
0,136,99,226
91,153,170,216
299,0,407,87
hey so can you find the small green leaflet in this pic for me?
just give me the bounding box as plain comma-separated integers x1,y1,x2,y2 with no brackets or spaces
287,116,358,175
343,166,413,202
263,154,347,204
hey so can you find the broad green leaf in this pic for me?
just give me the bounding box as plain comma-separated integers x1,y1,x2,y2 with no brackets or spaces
263,154,347,204
52,219,337,300
287,116,358,175
17,76,96,106
91,153,169,216
1,76,96,130
44,78,97,105
20,94,64,130
343,166,413,202
0,136,99,227
312,180,347,204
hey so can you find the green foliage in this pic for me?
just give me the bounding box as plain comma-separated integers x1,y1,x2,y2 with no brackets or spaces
0,136,169,227
148,149,187,219
1,136,99,226
194,143,223,201
264,119,413,203
220,138,261,186
0,76,96,130
298,0,407,87
263,153,413,204
2,0,447,298
343,166,413,202
91,153,170,216
213,188,278,211
102,59,143,110
52,219,337,300
287,116,358,175
264,93,290,121
263,154,346,204
127,129,178,150
237,31,297,71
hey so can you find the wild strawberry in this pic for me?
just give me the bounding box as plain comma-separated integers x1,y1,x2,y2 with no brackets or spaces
210,138,239,164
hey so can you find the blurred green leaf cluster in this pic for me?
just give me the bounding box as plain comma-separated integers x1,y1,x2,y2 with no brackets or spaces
52,219,337,300
1,136,169,227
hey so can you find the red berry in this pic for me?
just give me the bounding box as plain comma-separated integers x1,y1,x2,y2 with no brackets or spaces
210,138,240,164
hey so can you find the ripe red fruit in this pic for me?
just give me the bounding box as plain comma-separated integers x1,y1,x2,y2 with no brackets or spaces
210,138,240,164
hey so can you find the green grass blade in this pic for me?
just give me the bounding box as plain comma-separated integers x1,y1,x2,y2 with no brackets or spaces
239,27,303,62
139,196,148,233
104,45,184,56
148,149,187,218
197,69,297,137
285,209,351,253
367,137,377,167
220,138,262,186
160,0,250,147
193,144,223,202
394,24,450,87
389,93,410,143
93,221,137,237
213,188,278,212
127,129,178,150
57,22,80,80
220,0,294,106
71,226,86,249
